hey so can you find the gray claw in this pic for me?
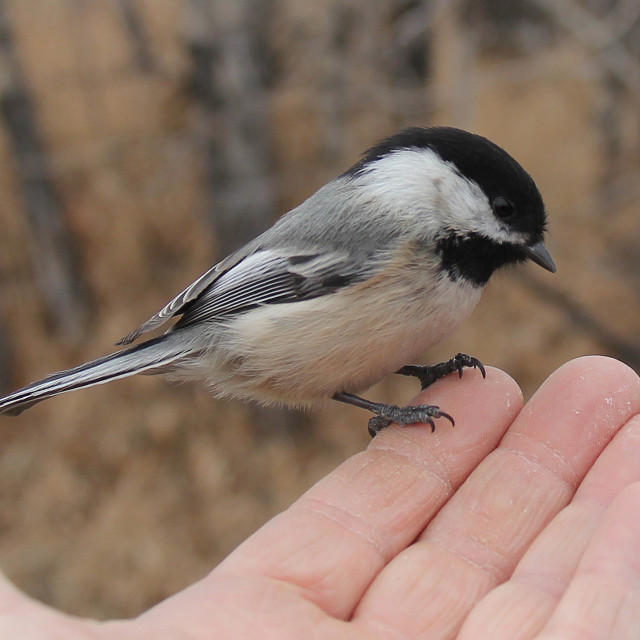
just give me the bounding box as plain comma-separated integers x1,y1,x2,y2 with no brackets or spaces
368,416,391,437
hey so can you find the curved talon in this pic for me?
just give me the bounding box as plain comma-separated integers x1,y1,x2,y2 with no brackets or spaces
453,353,486,380
465,355,486,379
368,416,391,437
439,411,455,427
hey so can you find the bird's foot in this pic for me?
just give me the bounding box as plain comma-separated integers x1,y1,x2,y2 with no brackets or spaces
397,353,485,390
367,403,454,437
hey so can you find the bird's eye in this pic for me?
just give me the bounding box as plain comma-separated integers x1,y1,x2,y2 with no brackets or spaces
492,196,515,219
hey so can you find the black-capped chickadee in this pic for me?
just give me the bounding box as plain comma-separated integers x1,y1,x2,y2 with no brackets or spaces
0,127,555,435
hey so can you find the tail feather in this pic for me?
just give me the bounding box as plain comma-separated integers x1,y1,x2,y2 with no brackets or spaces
0,336,188,416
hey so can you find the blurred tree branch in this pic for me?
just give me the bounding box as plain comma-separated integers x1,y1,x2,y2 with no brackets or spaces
182,0,309,435
183,0,276,256
116,0,156,74
531,0,640,99
0,0,87,343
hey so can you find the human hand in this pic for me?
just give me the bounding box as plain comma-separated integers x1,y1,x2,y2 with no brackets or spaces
1,356,639,639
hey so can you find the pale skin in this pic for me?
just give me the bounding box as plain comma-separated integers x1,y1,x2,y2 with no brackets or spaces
1,355,640,639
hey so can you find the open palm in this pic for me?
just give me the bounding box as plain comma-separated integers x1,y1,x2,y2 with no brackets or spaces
2,356,640,639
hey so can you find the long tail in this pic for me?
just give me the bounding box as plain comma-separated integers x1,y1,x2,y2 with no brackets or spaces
0,336,189,416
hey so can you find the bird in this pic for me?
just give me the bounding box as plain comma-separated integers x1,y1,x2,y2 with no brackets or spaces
0,126,555,436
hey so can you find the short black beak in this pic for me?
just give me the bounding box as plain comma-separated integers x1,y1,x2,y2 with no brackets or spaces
524,240,556,273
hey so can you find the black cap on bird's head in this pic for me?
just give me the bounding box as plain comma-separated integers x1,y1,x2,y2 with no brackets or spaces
348,126,555,285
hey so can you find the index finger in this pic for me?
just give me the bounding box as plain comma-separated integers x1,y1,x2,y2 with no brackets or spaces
215,367,522,619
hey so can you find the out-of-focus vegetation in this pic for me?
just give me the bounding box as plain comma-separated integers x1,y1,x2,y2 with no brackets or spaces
0,0,638,619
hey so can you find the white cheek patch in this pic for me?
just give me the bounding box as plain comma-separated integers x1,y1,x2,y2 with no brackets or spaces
355,147,528,245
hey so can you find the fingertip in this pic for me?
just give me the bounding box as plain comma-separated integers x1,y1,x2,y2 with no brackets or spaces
503,356,640,480
370,365,523,458
525,355,640,426
549,355,640,391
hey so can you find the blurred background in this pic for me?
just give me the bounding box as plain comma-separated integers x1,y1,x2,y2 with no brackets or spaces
0,0,638,620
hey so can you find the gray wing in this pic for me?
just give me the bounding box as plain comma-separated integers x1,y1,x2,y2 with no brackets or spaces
117,247,251,345
118,249,366,344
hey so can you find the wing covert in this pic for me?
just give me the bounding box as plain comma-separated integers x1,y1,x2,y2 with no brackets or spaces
118,249,367,344
173,250,364,329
